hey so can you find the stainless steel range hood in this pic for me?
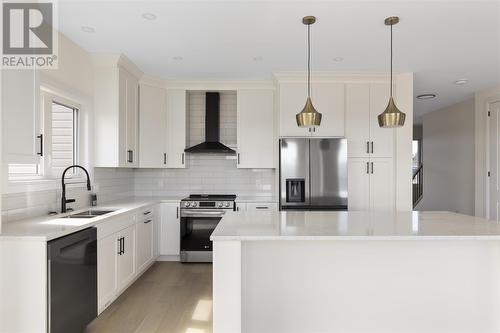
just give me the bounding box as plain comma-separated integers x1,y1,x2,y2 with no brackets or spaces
184,92,236,154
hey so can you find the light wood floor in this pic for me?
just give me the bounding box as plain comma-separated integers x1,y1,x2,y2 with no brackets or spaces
85,262,213,333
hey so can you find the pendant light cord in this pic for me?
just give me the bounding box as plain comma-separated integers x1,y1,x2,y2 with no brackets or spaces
390,23,393,98
307,23,311,98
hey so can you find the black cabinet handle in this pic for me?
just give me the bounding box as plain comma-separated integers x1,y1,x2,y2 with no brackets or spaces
143,211,151,215
370,162,374,174
176,207,179,219
256,206,269,209
181,153,184,165
237,153,240,164
37,134,43,156
122,237,125,254
163,153,167,165
366,162,369,174
127,150,133,163
144,219,152,224
366,141,369,154
117,238,121,255
370,141,374,154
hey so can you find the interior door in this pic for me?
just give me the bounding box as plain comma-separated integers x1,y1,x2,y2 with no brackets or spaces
118,225,136,289
310,138,348,208
489,101,500,220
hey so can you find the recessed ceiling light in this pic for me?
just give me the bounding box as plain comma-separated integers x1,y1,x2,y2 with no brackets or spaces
172,56,183,61
454,79,468,85
253,56,264,62
333,57,344,62
416,93,437,100
142,13,157,20
81,26,95,33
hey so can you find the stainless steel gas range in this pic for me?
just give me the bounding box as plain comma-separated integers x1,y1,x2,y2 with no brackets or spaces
180,194,236,263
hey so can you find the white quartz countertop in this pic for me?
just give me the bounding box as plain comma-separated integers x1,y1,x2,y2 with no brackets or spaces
0,196,182,241
211,210,500,241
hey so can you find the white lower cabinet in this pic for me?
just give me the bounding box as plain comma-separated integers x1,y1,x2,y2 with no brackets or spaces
97,205,160,314
160,202,180,256
348,158,394,211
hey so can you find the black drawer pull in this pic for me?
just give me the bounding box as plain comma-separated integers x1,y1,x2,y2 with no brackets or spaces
256,206,269,209
143,211,151,215
144,219,152,224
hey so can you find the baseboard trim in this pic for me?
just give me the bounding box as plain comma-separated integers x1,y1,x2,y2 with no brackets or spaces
157,255,180,262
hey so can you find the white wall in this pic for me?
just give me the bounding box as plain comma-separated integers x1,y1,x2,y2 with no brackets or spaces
417,98,475,215
475,85,500,217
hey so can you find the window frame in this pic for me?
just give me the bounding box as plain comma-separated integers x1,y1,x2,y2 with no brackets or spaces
7,90,83,182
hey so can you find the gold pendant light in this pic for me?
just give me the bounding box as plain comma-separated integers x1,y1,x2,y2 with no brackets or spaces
378,16,406,128
296,16,322,128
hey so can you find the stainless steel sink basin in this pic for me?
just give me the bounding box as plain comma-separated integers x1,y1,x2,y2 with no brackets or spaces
67,210,115,218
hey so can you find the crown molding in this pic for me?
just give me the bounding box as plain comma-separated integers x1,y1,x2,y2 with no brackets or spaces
91,53,143,79
273,71,412,83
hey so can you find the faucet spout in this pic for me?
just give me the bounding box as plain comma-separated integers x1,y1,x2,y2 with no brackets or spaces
61,165,92,213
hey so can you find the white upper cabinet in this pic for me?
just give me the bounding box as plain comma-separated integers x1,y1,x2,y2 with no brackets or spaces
279,81,345,137
369,83,394,158
2,69,41,163
310,83,345,137
345,83,394,158
165,89,187,168
139,84,168,168
94,55,142,167
237,89,275,168
279,82,310,137
346,83,370,158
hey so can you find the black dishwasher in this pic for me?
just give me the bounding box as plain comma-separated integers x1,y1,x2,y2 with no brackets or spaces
47,227,97,333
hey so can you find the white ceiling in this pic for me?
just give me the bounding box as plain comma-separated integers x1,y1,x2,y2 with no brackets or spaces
58,0,500,119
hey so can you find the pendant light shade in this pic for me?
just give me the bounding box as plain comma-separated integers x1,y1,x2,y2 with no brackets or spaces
296,16,322,128
378,16,406,128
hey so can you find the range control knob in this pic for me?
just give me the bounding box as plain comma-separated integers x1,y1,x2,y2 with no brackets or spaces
192,202,197,207
185,202,191,207
218,202,223,208
225,202,230,208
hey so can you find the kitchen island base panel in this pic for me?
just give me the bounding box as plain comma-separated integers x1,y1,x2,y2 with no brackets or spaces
214,240,500,333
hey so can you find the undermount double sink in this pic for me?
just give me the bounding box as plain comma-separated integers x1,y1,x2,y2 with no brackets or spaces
66,210,116,219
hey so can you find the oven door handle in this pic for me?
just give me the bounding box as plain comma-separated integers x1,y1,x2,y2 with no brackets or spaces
180,210,226,218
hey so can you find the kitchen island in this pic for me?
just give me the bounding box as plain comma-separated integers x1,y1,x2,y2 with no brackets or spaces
211,211,500,332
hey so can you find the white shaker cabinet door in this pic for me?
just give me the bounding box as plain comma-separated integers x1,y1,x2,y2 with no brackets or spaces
237,89,275,168
369,158,395,211
369,83,394,158
279,82,311,137
136,217,154,273
311,83,345,137
97,232,119,313
160,203,180,255
117,224,136,290
346,83,370,158
166,89,187,168
347,158,370,211
139,84,167,168
2,69,41,163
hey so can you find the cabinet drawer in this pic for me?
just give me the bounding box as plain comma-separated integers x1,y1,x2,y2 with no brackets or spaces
245,203,278,212
97,213,136,240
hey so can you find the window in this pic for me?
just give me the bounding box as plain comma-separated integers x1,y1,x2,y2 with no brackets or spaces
8,92,81,180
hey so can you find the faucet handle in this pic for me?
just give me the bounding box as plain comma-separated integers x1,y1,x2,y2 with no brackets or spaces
65,199,76,204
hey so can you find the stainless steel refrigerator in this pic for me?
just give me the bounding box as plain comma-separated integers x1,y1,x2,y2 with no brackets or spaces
279,138,348,210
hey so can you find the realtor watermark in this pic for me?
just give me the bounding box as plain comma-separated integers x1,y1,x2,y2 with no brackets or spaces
2,1,58,69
